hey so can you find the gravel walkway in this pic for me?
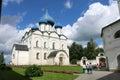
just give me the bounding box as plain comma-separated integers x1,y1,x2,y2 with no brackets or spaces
74,71,120,80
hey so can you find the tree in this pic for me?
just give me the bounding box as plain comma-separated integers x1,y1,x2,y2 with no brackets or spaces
69,42,83,64
83,39,104,59
96,47,104,55
77,44,83,60
85,39,97,59
0,52,4,65
69,39,104,63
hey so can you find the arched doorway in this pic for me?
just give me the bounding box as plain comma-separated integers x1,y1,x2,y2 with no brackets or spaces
99,58,106,67
117,55,120,69
59,54,64,66
83,60,86,65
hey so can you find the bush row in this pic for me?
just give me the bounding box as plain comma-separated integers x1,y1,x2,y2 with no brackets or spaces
0,64,12,71
43,69,80,74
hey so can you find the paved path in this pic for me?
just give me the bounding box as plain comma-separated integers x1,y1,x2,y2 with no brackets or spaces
74,71,120,80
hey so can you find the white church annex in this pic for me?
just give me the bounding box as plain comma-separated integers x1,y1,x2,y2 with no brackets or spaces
101,0,120,71
11,10,70,65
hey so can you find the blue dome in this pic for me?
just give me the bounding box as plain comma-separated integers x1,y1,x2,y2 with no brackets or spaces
39,18,47,23
31,25,39,30
55,22,62,29
39,10,55,26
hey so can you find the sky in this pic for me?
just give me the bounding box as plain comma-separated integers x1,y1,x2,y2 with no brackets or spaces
0,0,119,63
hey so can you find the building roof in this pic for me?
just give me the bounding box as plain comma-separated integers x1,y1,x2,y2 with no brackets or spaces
39,10,55,26
48,50,67,58
101,19,120,37
31,25,39,30
13,44,28,51
55,22,62,29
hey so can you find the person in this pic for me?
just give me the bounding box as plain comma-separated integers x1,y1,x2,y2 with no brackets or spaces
82,64,86,73
96,63,99,70
89,63,92,74
86,64,89,74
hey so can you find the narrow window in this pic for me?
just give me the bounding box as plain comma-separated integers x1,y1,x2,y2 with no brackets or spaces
44,53,47,60
44,42,46,48
36,41,38,47
114,30,120,39
52,42,55,49
62,44,64,50
13,54,15,59
36,53,39,59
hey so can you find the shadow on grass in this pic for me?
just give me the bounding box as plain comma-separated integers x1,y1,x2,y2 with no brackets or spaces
97,72,120,80
0,70,32,80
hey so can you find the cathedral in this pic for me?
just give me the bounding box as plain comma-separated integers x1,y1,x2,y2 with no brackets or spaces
101,0,120,71
11,10,70,65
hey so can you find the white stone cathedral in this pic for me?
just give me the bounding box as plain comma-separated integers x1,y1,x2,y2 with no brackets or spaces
101,0,120,71
11,10,70,65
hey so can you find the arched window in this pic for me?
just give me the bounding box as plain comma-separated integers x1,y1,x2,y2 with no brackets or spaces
13,54,15,59
36,53,39,59
62,44,64,50
44,53,47,60
114,30,120,39
36,41,38,47
52,42,55,49
44,42,46,48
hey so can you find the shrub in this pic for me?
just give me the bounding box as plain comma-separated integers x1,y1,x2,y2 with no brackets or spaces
0,64,12,71
71,59,77,64
0,64,6,70
25,65,43,77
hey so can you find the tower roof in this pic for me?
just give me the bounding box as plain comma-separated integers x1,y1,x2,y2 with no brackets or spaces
55,22,62,29
39,10,55,26
31,25,39,30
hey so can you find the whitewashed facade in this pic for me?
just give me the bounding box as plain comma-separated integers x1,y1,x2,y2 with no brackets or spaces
101,0,120,71
12,10,70,65
78,53,106,67
101,20,120,70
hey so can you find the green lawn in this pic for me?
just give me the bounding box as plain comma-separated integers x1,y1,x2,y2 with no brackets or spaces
0,66,82,80
41,65,82,73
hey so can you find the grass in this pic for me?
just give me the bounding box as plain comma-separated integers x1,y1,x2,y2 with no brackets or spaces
41,65,82,73
0,65,82,80
31,72,78,80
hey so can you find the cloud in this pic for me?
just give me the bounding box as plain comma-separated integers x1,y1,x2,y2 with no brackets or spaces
1,12,26,26
0,24,31,63
3,0,23,6
109,0,117,5
62,2,119,45
64,0,72,9
0,24,30,52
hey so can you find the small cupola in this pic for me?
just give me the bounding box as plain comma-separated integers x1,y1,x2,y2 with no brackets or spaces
55,22,63,34
31,25,39,30
55,22,62,29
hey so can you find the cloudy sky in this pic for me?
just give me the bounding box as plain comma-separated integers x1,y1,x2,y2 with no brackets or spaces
0,0,119,63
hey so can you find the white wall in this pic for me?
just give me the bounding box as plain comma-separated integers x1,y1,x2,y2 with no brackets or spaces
102,21,120,70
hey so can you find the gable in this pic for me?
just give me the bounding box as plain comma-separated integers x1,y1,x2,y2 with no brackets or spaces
101,19,120,37
43,32,49,36
50,32,59,38
60,35,67,39
33,30,42,35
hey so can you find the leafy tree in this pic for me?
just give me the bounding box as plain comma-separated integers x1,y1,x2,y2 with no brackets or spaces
86,39,97,59
69,39,104,63
0,52,12,71
0,52,4,65
95,47,104,56
77,44,83,60
69,42,83,64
